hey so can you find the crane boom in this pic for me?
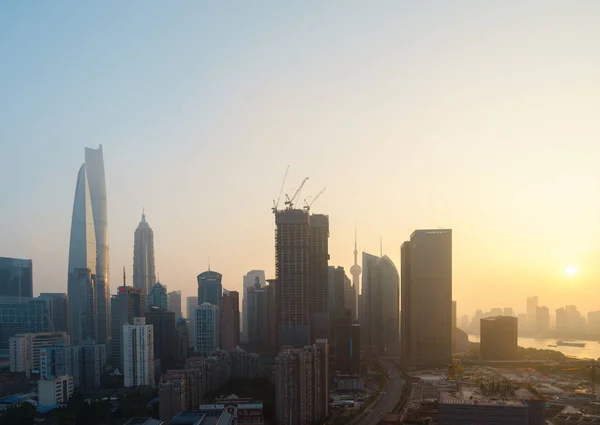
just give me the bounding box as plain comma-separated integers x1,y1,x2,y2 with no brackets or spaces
285,177,309,209
273,165,290,213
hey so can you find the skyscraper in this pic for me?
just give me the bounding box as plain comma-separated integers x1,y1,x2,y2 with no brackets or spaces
360,252,379,354
192,303,219,356
186,296,198,320
67,164,97,345
401,229,452,367
0,257,33,298
247,282,277,356
197,271,223,307
220,290,240,352
39,293,69,334
67,145,109,346
168,291,182,319
85,145,109,347
527,296,538,331
123,317,154,387
309,214,329,320
146,306,177,371
133,212,156,295
148,281,168,309
242,270,265,340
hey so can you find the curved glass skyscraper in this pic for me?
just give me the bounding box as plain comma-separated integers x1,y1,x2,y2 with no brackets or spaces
67,145,109,345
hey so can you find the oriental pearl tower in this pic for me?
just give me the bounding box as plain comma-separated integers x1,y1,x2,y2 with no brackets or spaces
350,228,362,316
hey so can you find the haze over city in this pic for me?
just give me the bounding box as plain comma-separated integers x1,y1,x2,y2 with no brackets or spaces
3,1,600,316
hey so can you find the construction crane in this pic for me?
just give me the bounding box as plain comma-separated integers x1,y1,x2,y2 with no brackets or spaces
303,187,326,211
564,359,599,401
284,177,309,209
272,165,290,213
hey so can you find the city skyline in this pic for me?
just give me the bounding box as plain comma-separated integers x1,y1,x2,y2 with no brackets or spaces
3,2,600,314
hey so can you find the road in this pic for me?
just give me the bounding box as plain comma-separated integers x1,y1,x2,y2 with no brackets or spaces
356,358,405,425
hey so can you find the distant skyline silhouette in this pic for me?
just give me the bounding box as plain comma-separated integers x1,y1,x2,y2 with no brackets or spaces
2,2,600,314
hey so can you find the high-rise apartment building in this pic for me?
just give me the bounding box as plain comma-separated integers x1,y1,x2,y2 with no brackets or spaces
79,340,106,389
39,293,69,334
148,281,168,309
220,290,240,352
168,291,182,319
0,257,33,298
133,212,156,295
309,214,329,321
193,303,219,357
480,316,518,360
275,341,328,425
67,145,109,346
186,296,198,320
401,229,452,367
110,278,146,369
159,371,187,422
9,332,69,378
146,306,177,371
242,270,265,340
197,271,222,307
123,317,154,387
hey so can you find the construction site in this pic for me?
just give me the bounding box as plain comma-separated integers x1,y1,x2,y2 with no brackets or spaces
398,358,600,425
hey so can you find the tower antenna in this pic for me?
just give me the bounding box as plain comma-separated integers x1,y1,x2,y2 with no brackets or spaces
122,266,126,286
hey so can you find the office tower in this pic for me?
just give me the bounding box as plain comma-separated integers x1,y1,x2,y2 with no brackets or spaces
452,300,457,354
168,291,182,319
332,310,352,374
9,332,69,378
133,212,156,295
349,231,361,317
556,305,585,335
361,253,399,354
146,306,177,371
38,376,73,405
401,229,452,367
220,290,240,352
192,303,220,356
480,316,518,360
109,276,146,369
148,281,168,309
503,307,514,317
274,208,311,348
186,296,198,320
537,306,550,334
39,293,69,334
197,271,223,306
0,297,53,352
343,275,357,321
309,214,329,322
327,266,346,314
159,372,187,422
527,296,538,331
247,281,277,355
67,163,97,345
350,323,361,374
123,317,154,387
84,145,110,347
79,339,106,389
0,257,33,298
242,270,265,339
175,318,189,361
275,341,328,425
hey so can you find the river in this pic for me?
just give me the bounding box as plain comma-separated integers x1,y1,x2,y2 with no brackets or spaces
468,335,600,360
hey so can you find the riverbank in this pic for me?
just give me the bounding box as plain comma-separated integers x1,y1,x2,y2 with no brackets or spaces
468,334,600,359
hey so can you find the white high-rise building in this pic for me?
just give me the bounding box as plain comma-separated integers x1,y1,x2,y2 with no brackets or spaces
193,303,219,357
123,317,154,387
242,270,265,340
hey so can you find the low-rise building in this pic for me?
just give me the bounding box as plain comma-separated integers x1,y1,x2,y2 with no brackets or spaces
38,375,73,405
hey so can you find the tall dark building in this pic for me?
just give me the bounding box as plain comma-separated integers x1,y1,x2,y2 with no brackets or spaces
197,271,222,307
360,252,379,355
401,229,452,367
350,323,361,374
274,209,329,349
0,257,33,298
327,266,346,314
175,318,189,361
168,291,182,319
146,305,177,371
480,316,518,360
220,290,240,352
109,274,146,369
247,281,277,356
39,293,69,334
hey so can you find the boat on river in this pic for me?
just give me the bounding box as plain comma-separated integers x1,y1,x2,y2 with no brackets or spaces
556,340,586,348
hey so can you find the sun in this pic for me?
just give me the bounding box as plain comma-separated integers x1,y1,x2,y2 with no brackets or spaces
566,266,577,276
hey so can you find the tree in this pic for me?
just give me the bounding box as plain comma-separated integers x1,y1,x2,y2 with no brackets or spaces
0,402,39,425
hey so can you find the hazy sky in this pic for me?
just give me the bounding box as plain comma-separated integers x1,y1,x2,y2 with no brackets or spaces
2,1,600,317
